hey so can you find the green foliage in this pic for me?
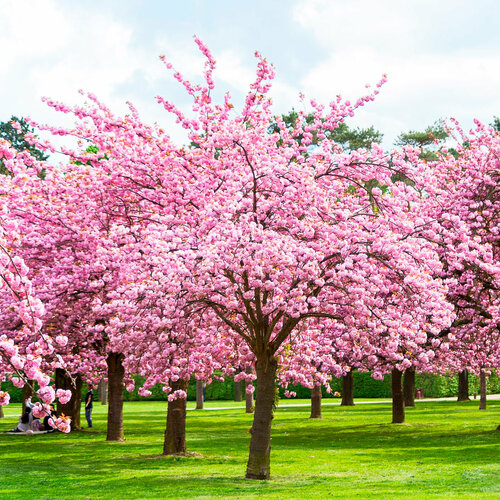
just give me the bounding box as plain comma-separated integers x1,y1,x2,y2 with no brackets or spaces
395,120,448,162
269,110,382,150
73,144,105,166
396,120,448,148
491,116,500,133
333,122,383,151
4,371,498,404
0,116,48,176
122,375,235,402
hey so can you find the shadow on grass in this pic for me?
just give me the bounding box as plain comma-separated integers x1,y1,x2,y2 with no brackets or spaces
0,400,498,498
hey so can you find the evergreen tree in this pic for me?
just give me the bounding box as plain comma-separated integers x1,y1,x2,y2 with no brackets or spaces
0,116,48,175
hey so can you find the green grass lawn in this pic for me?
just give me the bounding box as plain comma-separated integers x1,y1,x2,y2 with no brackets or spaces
0,399,498,499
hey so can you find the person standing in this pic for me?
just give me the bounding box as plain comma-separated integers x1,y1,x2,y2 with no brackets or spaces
85,385,93,428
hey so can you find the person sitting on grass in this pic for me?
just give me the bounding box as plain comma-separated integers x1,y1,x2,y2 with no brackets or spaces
42,405,57,432
24,396,35,411
10,411,31,433
32,417,44,432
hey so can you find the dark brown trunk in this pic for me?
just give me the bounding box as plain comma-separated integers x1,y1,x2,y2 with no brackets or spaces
392,368,405,423
340,371,355,406
55,369,82,430
234,378,243,402
245,366,254,413
479,371,487,410
457,370,470,401
163,379,188,454
0,404,3,418
246,356,278,480
310,385,322,418
21,381,35,414
403,368,415,407
98,379,108,405
106,352,125,441
196,379,204,410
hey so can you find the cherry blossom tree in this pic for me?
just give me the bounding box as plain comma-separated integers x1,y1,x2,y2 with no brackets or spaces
0,140,71,431
11,40,458,478
126,41,452,478
421,120,500,411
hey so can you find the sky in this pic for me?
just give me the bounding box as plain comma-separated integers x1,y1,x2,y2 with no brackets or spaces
1,0,499,149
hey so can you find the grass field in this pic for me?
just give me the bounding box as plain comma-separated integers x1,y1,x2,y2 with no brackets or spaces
0,398,498,499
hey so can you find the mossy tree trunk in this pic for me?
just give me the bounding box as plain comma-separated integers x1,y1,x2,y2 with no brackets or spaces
234,378,243,402
479,371,487,410
196,379,204,410
403,368,415,407
55,369,82,430
310,385,322,419
98,379,108,405
340,371,355,406
246,355,277,480
106,352,125,441
392,368,405,423
0,383,3,418
163,379,189,454
245,366,254,414
457,370,470,401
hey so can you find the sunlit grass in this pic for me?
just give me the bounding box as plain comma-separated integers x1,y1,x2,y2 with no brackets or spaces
0,399,498,499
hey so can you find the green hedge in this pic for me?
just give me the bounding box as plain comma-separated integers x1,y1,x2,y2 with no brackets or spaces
121,370,500,402
3,370,498,403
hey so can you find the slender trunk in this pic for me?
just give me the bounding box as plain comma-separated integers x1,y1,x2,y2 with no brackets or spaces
21,381,35,414
163,379,188,454
98,379,108,405
106,352,125,442
403,368,415,407
196,379,204,410
340,371,355,406
245,366,254,413
234,378,243,402
310,385,322,419
392,368,405,423
246,356,278,480
55,369,82,430
479,371,487,410
457,370,470,401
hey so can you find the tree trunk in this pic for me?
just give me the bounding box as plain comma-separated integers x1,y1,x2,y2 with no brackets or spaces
55,369,82,431
98,379,108,405
340,371,355,406
479,371,487,410
0,404,3,418
392,368,405,423
163,379,188,454
21,381,35,414
310,385,322,419
403,368,415,407
245,366,254,413
196,379,204,410
106,352,125,441
246,356,278,480
234,378,243,402
457,370,470,401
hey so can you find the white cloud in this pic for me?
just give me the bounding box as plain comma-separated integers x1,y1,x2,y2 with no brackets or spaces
291,0,500,144
1,0,70,68
1,0,498,153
